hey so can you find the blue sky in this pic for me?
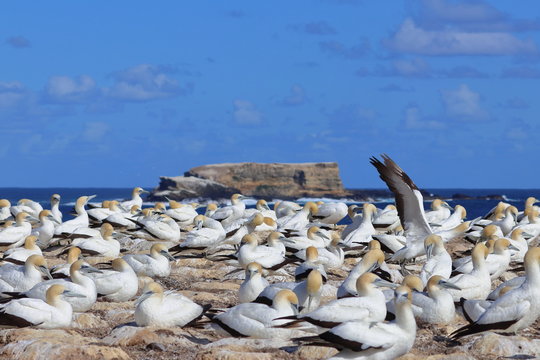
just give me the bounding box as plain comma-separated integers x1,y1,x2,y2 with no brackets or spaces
1,0,540,188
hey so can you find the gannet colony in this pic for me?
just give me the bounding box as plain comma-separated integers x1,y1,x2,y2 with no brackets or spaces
0,155,539,359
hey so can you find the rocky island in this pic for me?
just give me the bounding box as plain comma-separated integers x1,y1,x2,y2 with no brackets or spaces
148,162,350,200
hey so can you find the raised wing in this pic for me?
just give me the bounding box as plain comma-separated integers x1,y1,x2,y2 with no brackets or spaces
370,155,431,237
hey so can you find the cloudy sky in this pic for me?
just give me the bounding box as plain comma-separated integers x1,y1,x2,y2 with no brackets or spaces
1,1,539,188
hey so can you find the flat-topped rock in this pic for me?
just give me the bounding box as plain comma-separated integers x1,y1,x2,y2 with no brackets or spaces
185,162,348,199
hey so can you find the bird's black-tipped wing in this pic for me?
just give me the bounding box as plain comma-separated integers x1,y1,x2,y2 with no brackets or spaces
370,155,431,237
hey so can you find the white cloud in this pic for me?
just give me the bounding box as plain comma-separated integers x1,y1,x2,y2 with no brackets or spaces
403,105,445,130
391,58,431,77
386,18,538,56
233,100,263,125
83,122,109,142
440,84,489,121
281,84,306,106
44,75,96,103
0,81,27,108
107,64,191,102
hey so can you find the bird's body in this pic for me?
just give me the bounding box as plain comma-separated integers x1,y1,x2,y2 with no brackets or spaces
135,282,203,327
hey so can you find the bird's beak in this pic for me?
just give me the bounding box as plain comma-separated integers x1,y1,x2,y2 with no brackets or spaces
63,290,86,298
374,278,398,288
81,265,103,274
425,244,433,259
39,266,53,280
316,231,329,240
135,291,154,305
87,195,97,203
440,280,461,291
160,250,175,261
508,244,520,251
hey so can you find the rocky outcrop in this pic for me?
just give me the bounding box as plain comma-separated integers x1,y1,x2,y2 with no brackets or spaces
147,176,239,201
184,162,348,199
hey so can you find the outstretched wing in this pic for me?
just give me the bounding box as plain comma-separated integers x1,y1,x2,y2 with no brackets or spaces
370,155,431,238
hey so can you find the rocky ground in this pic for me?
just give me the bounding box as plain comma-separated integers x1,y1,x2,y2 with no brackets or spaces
1,229,539,360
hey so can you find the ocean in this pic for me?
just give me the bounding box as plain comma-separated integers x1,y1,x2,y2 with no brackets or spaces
1,188,539,225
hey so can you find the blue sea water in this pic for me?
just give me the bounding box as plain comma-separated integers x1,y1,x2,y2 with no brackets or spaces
0,188,539,224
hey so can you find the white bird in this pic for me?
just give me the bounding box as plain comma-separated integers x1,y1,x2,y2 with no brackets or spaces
274,201,302,219
296,286,416,360
295,232,344,270
433,205,466,231
103,205,141,230
87,200,119,223
253,270,324,314
54,195,96,236
72,223,120,257
121,187,148,211
237,234,287,269
419,234,452,286
517,197,539,223
371,225,407,254
488,206,518,236
0,199,12,221
135,281,204,327
212,289,300,339
10,260,101,312
341,203,377,246
239,262,269,303
514,209,540,239
425,199,452,225
408,275,460,325
135,214,181,242
337,248,385,299
49,194,62,224
278,273,394,331
295,269,324,314
465,223,504,243
171,215,225,251
0,212,33,248
32,210,57,249
0,284,84,328
10,199,43,219
453,238,517,280
222,213,265,247
506,228,529,262
265,232,286,256
446,243,491,301
256,217,278,232
282,226,330,252
372,204,400,231
452,247,540,338
340,205,363,239
164,200,198,227
210,194,247,229
2,235,41,264
370,155,433,262
294,246,327,282
277,202,318,232
311,202,348,227
0,255,52,293
243,199,276,221
86,258,138,302
51,247,83,278
204,203,218,218
123,244,175,277
460,285,515,323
